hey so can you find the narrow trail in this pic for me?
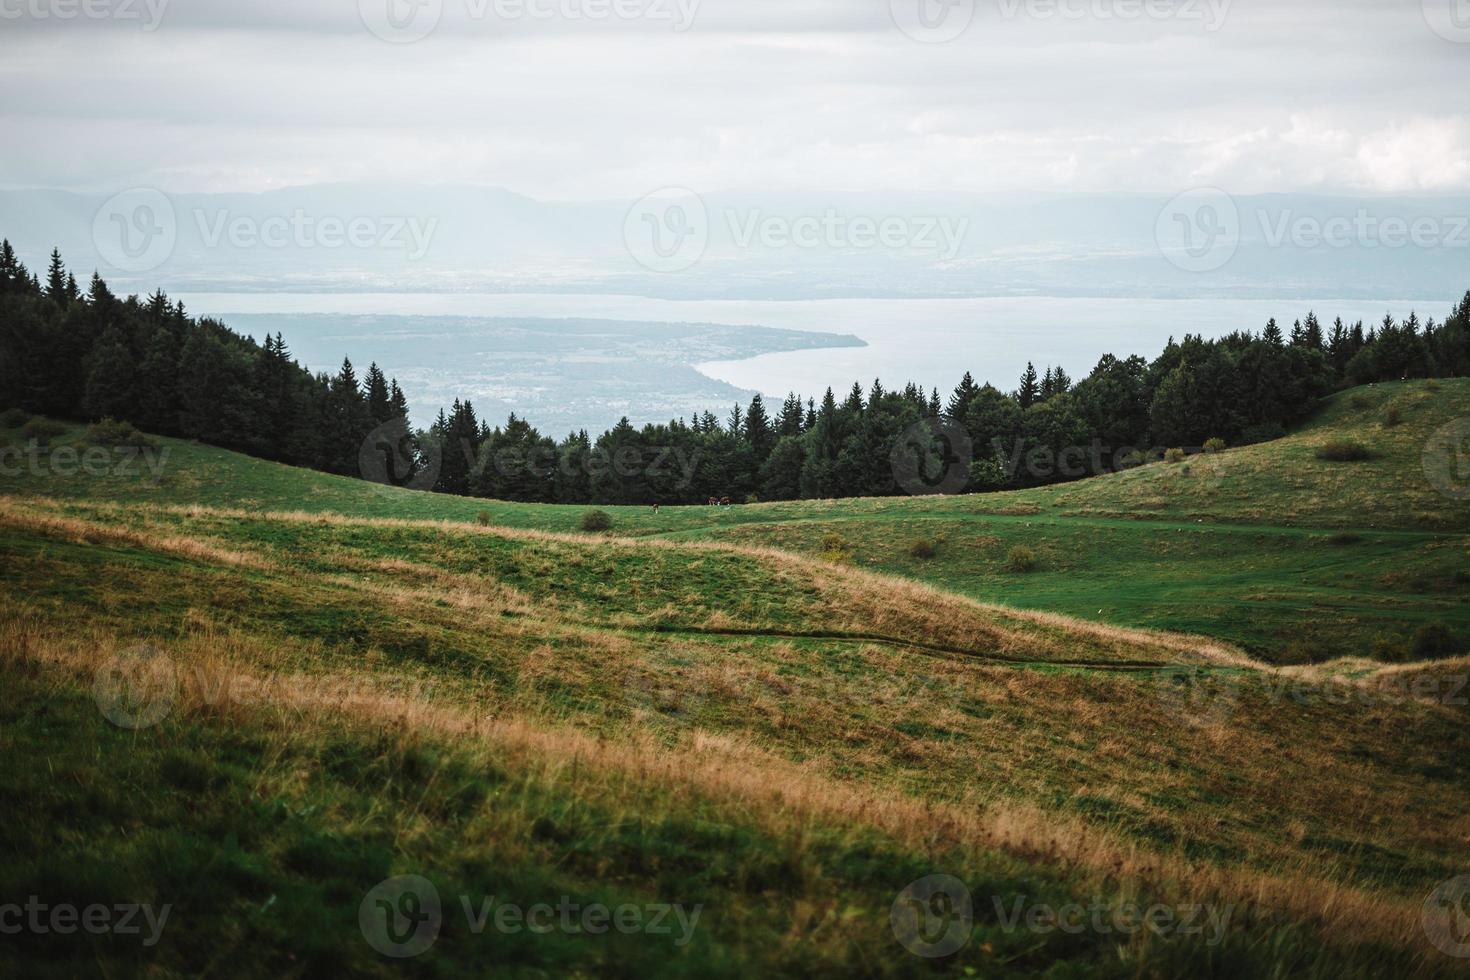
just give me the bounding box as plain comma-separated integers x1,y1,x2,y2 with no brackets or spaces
620,622,1211,673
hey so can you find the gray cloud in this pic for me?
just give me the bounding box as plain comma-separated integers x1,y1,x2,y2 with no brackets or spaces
1,0,1467,198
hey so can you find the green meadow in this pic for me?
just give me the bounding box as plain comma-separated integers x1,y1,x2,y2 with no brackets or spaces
2,378,1468,976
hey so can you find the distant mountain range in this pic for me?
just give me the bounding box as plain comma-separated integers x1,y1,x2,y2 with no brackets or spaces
1,183,1467,300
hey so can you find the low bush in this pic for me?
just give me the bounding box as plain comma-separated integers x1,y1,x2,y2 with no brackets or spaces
19,417,68,446
84,417,156,449
475,511,493,527
1315,441,1372,462
1164,447,1187,464
1203,437,1227,453
0,407,30,429
1325,532,1363,546
579,510,612,532
819,532,854,565
1383,407,1402,428
1349,393,1372,410
1005,545,1038,573
1411,623,1461,661
906,537,938,560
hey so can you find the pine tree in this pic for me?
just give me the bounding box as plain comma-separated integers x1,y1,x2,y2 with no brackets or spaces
365,362,393,425
45,249,68,307
1304,311,1324,350
1262,318,1284,345
1016,362,1040,409
1039,367,1056,402
389,380,409,421
81,327,135,421
946,371,979,420
743,393,774,459
775,392,804,437
1051,366,1072,395
135,325,180,434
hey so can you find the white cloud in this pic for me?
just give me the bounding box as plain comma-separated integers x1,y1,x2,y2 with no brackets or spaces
1,0,1467,199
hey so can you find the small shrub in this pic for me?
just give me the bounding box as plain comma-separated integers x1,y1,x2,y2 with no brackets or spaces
1325,532,1363,546
1383,407,1401,428
1371,637,1409,663
1349,393,1371,410
1203,437,1227,453
906,537,938,560
1117,450,1146,469
820,532,854,564
84,417,156,449
1425,378,1441,391
744,493,760,505
1315,441,1372,462
1411,623,1461,661
19,417,68,446
579,510,612,532
475,511,493,527
1164,447,1187,464
0,407,29,429
1005,545,1038,573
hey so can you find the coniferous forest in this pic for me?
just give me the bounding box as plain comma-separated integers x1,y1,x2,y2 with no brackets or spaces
4,240,1469,506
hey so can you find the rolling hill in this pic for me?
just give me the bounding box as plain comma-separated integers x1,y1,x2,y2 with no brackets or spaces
2,379,1469,975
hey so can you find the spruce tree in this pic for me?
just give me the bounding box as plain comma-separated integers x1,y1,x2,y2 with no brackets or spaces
946,372,979,420
81,327,136,421
365,362,393,424
45,249,67,306
743,393,774,459
1016,362,1040,409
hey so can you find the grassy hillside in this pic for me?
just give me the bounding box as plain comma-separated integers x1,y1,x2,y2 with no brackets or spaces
3,382,1469,974
5,379,1466,661
2,492,1468,976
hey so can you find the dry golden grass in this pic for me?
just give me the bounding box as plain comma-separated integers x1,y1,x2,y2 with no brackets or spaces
0,619,1441,969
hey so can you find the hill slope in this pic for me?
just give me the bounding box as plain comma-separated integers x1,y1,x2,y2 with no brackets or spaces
2,432,1470,975
5,379,1465,661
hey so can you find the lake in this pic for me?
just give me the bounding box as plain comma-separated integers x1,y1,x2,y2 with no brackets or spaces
175,292,1453,424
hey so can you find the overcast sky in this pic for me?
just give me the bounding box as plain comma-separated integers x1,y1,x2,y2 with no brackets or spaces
2,0,1468,200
